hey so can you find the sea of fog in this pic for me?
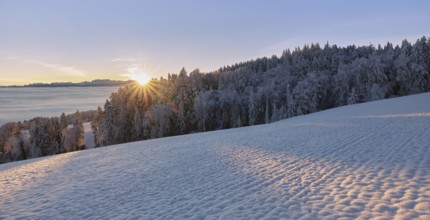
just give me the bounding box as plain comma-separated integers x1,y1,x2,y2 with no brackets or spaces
0,87,120,126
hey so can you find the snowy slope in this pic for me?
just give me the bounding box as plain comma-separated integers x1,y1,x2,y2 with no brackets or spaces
1,93,430,219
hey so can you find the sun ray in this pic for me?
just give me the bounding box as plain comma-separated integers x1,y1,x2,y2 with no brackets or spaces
126,79,178,115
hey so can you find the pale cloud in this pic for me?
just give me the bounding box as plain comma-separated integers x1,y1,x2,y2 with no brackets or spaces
121,65,151,84
121,64,150,77
120,65,140,78
25,59,86,77
110,57,137,62
3,56,19,61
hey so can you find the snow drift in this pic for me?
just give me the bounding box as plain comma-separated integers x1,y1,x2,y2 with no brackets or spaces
1,93,430,219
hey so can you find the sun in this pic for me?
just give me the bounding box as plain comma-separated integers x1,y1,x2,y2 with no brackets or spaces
135,74,151,85
127,66,151,86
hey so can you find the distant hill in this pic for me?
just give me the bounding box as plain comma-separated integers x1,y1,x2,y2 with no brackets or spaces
3,79,134,87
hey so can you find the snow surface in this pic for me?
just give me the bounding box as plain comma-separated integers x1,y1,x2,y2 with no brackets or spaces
1,93,430,219
83,122,96,149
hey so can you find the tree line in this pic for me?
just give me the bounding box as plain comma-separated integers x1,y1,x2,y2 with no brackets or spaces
1,36,429,163
0,111,87,163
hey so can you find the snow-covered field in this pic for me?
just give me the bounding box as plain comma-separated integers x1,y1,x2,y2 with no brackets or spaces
1,93,430,219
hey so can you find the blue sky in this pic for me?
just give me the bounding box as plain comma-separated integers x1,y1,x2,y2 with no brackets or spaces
0,0,429,85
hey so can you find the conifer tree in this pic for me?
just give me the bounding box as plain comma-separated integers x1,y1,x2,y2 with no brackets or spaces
177,99,186,135
248,89,256,126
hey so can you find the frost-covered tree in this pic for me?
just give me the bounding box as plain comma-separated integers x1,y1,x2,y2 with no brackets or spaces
49,117,62,154
264,97,270,123
150,103,173,138
100,100,115,146
2,122,24,162
347,87,358,105
132,106,144,141
293,74,319,115
30,118,52,156
286,84,295,117
410,37,430,93
177,99,186,135
194,91,208,132
62,111,85,152
248,88,256,126
73,111,85,150
91,107,103,147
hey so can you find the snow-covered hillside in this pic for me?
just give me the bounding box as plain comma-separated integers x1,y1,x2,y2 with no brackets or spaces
1,93,430,219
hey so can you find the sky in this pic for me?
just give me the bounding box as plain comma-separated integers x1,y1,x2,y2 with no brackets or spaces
0,0,429,86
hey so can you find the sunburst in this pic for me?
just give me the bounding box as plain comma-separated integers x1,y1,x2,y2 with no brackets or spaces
135,74,151,86
127,78,178,114
127,66,151,86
